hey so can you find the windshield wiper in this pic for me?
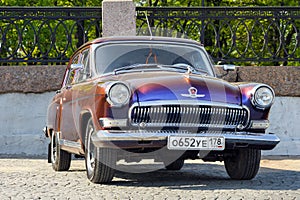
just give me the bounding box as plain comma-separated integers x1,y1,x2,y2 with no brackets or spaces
114,63,161,74
113,63,209,75
160,64,209,75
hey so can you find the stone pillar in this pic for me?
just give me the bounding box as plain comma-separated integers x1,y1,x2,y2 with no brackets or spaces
102,0,136,37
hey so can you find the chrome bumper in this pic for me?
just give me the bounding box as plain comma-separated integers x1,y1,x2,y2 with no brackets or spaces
91,130,280,150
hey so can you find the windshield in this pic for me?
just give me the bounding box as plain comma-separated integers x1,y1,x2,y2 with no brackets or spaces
95,42,214,76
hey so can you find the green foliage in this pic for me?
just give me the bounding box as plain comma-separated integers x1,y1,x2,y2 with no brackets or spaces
1,0,299,66
135,0,299,7
0,0,103,65
135,0,300,66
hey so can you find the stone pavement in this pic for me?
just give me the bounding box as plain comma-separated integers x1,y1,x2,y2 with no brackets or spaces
0,157,299,200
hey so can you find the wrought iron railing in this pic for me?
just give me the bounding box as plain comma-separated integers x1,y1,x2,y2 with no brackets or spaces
0,7,102,65
1,7,300,65
136,7,300,66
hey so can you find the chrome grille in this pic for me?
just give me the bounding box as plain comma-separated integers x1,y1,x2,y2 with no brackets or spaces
130,104,249,129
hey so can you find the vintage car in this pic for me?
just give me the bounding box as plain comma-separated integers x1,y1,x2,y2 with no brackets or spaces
44,36,280,183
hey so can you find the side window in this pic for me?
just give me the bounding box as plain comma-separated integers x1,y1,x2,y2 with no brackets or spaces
66,54,80,85
76,49,91,83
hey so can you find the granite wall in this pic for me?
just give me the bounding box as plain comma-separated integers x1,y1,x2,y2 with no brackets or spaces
0,65,65,93
217,66,300,97
1,65,299,96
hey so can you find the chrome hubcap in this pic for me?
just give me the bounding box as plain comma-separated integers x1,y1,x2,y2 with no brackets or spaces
87,124,95,173
51,132,58,163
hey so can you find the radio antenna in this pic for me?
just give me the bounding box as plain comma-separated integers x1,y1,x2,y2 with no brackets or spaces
144,11,153,38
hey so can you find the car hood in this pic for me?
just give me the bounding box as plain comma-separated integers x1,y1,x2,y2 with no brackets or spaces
112,71,241,105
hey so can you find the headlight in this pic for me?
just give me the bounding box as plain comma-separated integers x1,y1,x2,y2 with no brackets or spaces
106,82,130,107
251,86,274,109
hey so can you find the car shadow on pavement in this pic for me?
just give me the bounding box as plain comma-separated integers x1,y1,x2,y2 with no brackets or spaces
113,163,300,191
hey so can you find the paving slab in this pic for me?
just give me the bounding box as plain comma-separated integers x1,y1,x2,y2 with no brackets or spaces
0,158,299,199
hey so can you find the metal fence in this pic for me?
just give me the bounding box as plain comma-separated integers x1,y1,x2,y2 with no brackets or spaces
1,6,300,65
0,7,102,65
136,7,300,66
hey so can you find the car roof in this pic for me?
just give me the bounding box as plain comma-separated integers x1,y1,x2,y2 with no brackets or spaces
78,36,203,50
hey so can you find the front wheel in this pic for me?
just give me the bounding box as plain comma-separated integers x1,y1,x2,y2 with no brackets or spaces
51,131,71,171
224,149,261,180
85,118,116,183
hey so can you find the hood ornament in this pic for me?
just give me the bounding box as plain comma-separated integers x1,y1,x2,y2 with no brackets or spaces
184,66,192,79
181,87,205,98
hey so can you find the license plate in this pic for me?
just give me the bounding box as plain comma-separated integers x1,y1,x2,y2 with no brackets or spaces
167,136,225,150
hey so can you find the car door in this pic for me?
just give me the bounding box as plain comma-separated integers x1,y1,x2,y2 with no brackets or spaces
59,53,81,141
68,48,93,141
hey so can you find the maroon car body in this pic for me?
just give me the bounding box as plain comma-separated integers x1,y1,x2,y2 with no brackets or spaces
44,36,280,183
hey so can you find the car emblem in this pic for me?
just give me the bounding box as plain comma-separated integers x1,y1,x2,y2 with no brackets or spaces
181,87,205,98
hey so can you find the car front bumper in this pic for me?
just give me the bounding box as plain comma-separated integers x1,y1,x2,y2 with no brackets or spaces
91,130,280,150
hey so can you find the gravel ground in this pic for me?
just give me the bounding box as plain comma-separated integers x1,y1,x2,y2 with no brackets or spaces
0,157,299,200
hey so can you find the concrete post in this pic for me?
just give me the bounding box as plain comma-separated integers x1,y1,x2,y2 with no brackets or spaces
102,0,136,37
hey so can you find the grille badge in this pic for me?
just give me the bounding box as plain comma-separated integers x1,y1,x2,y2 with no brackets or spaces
181,87,205,98
139,122,147,128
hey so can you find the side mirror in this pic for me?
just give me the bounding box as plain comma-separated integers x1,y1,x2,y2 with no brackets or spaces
214,63,237,79
215,61,236,72
223,64,236,71
214,64,236,71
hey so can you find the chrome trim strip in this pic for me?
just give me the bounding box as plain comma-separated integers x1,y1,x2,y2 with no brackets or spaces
242,105,251,129
91,130,280,144
132,100,242,108
130,123,238,129
59,139,84,155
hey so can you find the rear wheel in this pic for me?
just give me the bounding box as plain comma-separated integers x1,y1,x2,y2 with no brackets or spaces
224,149,261,180
164,159,185,170
85,118,116,183
51,131,71,171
